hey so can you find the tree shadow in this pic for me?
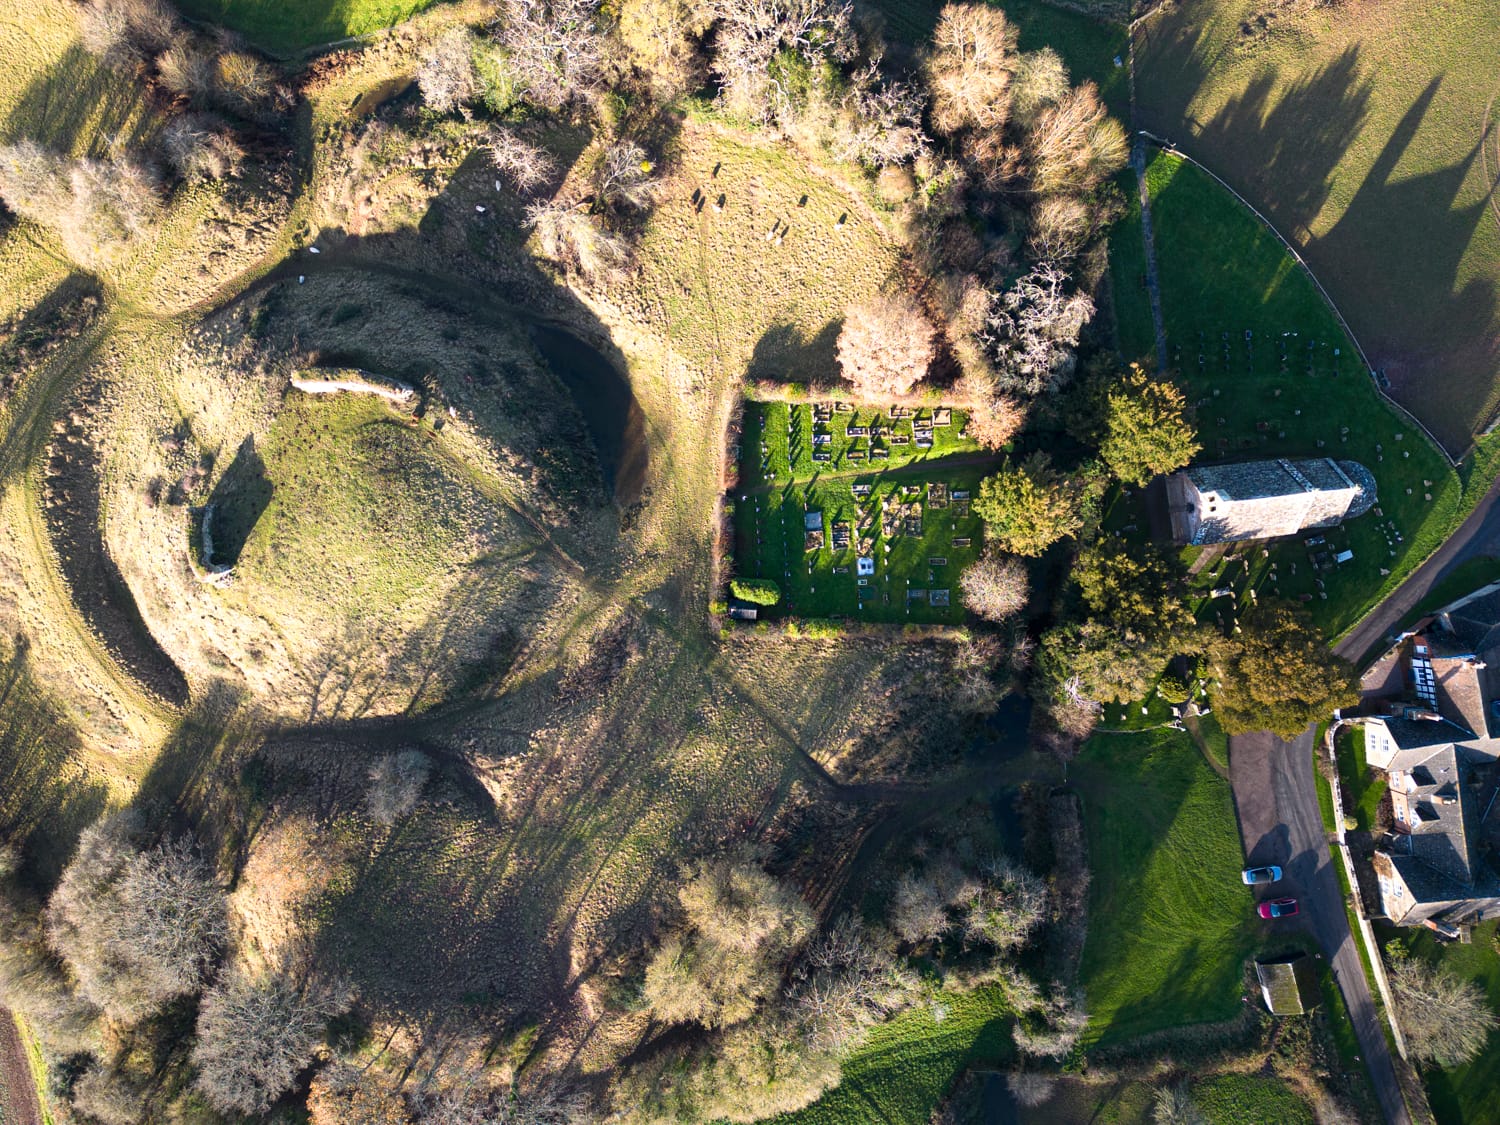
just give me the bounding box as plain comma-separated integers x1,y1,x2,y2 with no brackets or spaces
747,319,843,387
0,639,110,889
1,44,159,156
204,436,272,567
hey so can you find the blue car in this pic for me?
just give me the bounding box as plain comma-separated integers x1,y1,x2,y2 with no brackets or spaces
1241,865,1283,885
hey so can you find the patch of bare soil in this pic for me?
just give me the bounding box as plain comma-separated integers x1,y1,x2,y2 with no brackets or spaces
0,1007,41,1125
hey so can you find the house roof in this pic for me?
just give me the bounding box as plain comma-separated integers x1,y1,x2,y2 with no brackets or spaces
1254,955,1320,1016
1383,745,1500,905
1185,460,1328,501
1383,715,1471,753
1438,582,1500,654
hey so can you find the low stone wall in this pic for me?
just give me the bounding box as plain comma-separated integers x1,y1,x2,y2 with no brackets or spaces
289,369,415,404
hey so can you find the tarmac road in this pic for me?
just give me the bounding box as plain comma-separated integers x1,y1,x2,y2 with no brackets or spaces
1230,728,1411,1125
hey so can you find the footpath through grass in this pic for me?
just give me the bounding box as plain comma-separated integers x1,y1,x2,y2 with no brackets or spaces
174,0,439,53
1114,151,1472,640
775,985,1011,1125
1074,727,1258,1047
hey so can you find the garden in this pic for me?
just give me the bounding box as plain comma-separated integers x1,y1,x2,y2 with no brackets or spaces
728,398,997,625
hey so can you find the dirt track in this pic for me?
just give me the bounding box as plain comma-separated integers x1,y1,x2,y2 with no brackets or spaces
0,1007,42,1125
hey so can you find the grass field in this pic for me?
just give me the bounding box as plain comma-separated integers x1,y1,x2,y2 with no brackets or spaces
1386,920,1500,1125
1114,151,1474,639
777,985,1011,1125
1192,1073,1314,1125
1134,0,1500,456
174,0,440,53
731,400,993,624
1073,727,1259,1047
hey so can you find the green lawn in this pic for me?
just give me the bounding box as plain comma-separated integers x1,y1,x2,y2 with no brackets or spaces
1389,920,1500,1125
1192,1074,1314,1125
775,985,1011,1125
731,400,995,624
174,0,439,54
1333,725,1382,831
1074,727,1258,1047
1120,151,1470,640
1107,169,1157,361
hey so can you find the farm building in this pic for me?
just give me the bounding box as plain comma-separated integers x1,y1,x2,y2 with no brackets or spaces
1254,955,1320,1015
1166,458,1376,545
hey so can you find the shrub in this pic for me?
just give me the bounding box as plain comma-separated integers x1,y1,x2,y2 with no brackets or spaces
78,0,178,68
958,550,1028,621
417,27,480,112
161,115,244,182
366,750,431,826
730,579,781,606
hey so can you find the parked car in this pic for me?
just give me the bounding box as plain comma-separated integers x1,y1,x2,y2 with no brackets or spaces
1257,897,1299,919
1241,865,1283,885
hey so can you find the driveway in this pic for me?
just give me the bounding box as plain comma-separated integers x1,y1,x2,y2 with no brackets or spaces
1336,471,1500,663
1229,728,1411,1125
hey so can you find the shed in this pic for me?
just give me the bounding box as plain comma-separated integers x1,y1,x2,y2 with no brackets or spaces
1254,954,1320,1015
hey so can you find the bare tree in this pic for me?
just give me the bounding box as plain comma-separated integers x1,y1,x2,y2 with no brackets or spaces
594,141,662,212
486,129,558,195
45,813,227,1022
959,550,1028,621
366,750,431,826
490,0,606,111
925,3,1018,135
1024,81,1127,197
836,292,937,398
193,968,351,1115
412,1077,591,1124
1028,193,1092,261
788,917,915,1054
1010,48,1069,128
1012,983,1087,1059
985,262,1094,395
1153,1084,1206,1125
156,35,217,101
0,141,70,228
1386,944,1498,1067
642,858,812,1028
830,66,930,168
525,199,632,283
959,856,1046,952
161,115,245,182
212,49,281,116
1007,1072,1056,1108
70,1067,146,1125
78,0,178,68
418,27,481,112
709,0,855,125
617,0,713,97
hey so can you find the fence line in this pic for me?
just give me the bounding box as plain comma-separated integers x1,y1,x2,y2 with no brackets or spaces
1134,131,1466,469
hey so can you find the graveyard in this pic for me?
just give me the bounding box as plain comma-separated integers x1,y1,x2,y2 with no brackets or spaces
728,399,992,625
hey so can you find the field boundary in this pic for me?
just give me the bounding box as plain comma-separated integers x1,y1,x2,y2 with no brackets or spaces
1134,132,1464,469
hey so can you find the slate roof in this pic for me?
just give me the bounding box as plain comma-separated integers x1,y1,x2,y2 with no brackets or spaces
1175,458,1374,545
1439,583,1500,655
1384,716,1471,752
1384,744,1500,909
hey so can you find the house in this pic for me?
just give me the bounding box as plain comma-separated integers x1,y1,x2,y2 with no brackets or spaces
1254,955,1320,1016
1166,458,1376,545
1350,585,1500,928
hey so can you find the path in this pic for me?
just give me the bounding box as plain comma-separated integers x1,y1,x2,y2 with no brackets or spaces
0,1008,41,1125
736,448,1007,498
1230,729,1410,1125
1131,143,1170,375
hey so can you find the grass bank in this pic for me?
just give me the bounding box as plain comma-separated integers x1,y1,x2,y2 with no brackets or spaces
776,985,1011,1125
1074,727,1258,1047
174,0,440,53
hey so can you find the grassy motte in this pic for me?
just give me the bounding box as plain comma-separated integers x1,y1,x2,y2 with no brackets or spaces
1075,727,1258,1047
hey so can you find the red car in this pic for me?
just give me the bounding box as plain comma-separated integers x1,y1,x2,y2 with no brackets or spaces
1258,897,1299,920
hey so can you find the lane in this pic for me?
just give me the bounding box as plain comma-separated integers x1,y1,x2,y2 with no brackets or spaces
1230,729,1410,1125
